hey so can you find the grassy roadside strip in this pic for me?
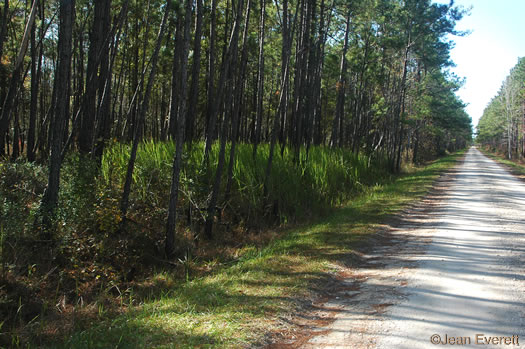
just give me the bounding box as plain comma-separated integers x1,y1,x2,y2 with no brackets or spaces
478,147,525,177
50,150,466,349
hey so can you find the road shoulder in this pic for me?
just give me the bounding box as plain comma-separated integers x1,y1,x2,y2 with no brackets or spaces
264,157,464,349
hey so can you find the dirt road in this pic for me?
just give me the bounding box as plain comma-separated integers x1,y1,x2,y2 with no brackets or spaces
295,147,525,348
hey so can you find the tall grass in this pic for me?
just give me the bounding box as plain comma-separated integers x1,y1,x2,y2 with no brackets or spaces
101,141,390,229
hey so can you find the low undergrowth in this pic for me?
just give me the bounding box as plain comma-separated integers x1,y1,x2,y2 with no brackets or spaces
27,150,463,348
102,141,390,229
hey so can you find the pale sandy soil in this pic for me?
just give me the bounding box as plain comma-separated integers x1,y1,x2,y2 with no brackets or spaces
266,148,525,349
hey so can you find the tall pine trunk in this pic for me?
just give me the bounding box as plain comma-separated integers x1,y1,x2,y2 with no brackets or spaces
79,0,106,154
27,0,40,162
165,0,192,258
0,0,38,157
203,0,218,165
252,0,265,158
225,0,251,201
39,0,73,238
186,0,203,146
204,0,244,239
120,0,171,223
330,10,350,148
93,0,112,159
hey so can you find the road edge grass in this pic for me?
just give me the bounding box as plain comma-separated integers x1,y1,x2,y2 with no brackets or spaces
47,150,466,349
478,147,525,177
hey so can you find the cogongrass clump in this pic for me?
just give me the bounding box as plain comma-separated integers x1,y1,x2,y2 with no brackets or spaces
101,141,390,229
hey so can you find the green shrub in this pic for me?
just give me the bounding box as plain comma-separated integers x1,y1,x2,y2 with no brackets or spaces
0,161,46,243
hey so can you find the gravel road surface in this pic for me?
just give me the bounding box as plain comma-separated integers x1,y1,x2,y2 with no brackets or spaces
296,147,525,348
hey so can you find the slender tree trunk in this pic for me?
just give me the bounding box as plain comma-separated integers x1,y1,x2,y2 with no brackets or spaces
303,0,316,156
291,0,313,161
27,0,40,161
168,14,183,139
313,0,329,146
203,0,218,164
11,107,20,159
127,13,140,141
36,0,46,158
39,0,73,238
278,0,289,153
394,40,411,172
264,61,289,198
61,0,127,160
165,0,192,258
0,0,8,61
92,0,112,159
186,0,203,146
204,0,244,239
279,0,300,157
252,0,265,158
330,10,350,148
0,0,38,157
225,0,251,201
120,0,171,222
0,0,8,154
412,123,419,164
265,0,297,203
291,0,305,160
78,0,105,153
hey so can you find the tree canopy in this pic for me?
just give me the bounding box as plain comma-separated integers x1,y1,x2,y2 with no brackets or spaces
477,57,525,158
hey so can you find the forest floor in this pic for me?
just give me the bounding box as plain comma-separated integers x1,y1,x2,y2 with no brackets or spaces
268,147,525,348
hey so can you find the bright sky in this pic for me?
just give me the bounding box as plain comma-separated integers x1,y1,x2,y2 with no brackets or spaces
433,0,525,128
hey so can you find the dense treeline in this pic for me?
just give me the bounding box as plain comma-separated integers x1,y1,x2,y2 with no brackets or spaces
477,57,525,158
0,0,472,254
